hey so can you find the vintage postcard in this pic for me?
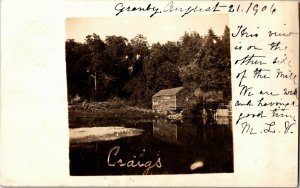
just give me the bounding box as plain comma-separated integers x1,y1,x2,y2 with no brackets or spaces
0,0,298,187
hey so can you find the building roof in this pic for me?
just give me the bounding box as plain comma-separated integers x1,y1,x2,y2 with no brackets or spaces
153,87,184,97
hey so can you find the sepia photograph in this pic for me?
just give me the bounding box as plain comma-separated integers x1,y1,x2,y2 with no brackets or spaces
66,14,233,175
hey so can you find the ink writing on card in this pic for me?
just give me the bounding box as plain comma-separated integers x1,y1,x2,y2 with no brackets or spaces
113,1,277,17
233,21,298,135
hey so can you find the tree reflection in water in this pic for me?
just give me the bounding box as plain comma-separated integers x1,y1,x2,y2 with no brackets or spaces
69,116,233,175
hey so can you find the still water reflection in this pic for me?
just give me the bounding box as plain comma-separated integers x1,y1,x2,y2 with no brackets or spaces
69,117,233,175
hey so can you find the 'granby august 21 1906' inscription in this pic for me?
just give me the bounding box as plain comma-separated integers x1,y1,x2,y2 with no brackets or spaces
114,1,277,17
233,23,298,135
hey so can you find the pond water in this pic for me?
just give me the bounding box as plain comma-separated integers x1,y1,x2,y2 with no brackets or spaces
69,116,233,175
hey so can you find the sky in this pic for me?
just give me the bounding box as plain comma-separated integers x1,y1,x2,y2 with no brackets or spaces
65,14,229,44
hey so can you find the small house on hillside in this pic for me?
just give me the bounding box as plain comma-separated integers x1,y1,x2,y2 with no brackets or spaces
152,87,185,113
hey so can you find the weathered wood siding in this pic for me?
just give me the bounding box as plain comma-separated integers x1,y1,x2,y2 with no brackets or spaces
152,95,176,113
175,90,186,110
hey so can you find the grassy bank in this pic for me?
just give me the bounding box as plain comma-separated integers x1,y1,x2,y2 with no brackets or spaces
68,100,164,118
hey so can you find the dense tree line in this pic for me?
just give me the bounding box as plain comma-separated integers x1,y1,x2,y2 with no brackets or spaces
66,26,231,109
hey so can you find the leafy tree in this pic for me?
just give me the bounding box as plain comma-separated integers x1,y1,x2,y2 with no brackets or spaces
144,42,181,92
84,33,106,100
179,27,231,114
123,41,182,107
179,31,204,66
129,34,150,75
65,39,90,99
104,35,130,98
66,26,231,111
219,25,231,100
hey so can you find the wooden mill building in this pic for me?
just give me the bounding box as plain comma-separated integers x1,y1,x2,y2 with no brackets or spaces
152,87,185,113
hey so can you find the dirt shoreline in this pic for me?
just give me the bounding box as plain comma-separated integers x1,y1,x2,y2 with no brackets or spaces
70,126,144,144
